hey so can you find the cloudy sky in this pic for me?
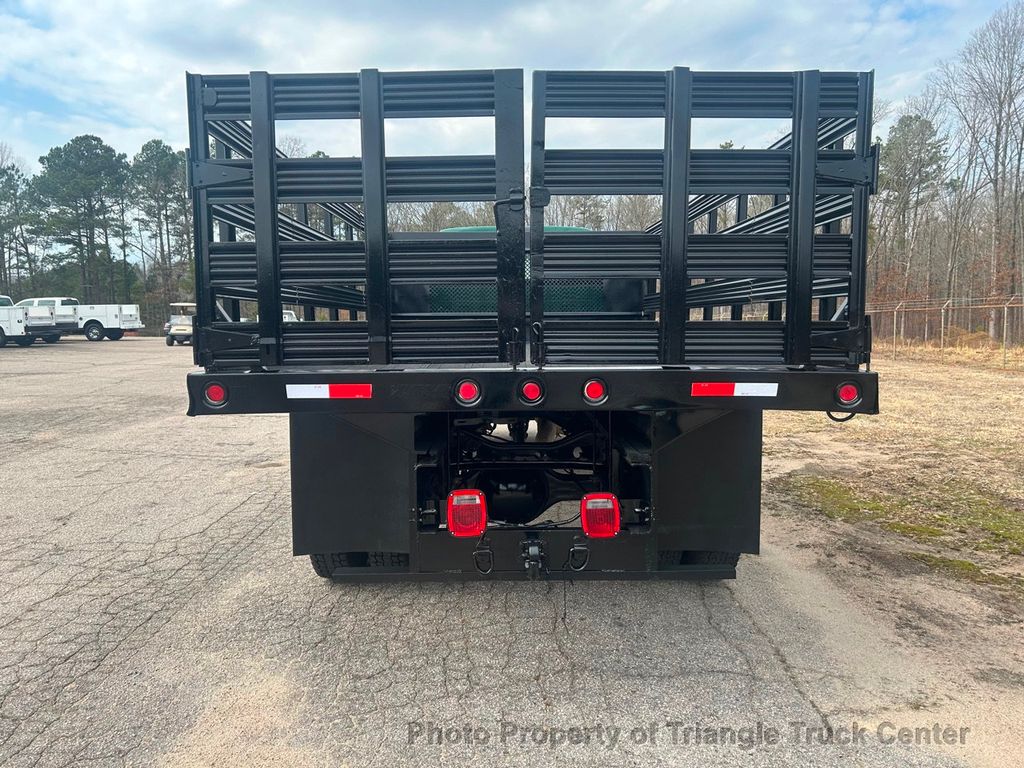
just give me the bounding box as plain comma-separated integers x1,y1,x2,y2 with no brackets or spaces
0,0,1005,167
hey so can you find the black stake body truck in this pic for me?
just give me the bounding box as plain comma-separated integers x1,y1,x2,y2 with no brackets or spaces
184,67,878,581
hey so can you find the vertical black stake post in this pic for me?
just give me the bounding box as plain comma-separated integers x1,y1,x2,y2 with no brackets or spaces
494,69,525,364
848,71,874,344
249,71,282,367
660,67,692,365
528,71,547,365
360,69,390,365
186,73,214,345
785,70,820,366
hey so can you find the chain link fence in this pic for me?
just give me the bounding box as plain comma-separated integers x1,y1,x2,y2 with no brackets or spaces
867,296,1024,369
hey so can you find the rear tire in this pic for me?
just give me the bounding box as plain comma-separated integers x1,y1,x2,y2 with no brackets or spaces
105,329,124,341
309,552,356,578
309,551,410,578
84,322,104,341
165,335,175,346
681,551,740,567
367,551,410,569
658,550,741,570
42,335,60,344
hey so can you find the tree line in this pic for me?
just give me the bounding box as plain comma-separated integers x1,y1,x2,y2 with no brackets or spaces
0,137,193,330
869,1,1024,342
1,2,1021,340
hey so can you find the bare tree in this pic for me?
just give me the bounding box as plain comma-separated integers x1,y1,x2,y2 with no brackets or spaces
937,0,1024,336
277,135,308,158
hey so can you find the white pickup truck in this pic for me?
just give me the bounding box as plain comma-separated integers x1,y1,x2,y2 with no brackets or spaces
14,297,144,341
0,295,62,346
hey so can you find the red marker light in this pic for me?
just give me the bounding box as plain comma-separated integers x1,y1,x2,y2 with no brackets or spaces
582,379,607,404
521,380,543,403
455,379,481,405
204,383,227,407
447,489,487,537
836,382,860,406
580,493,621,538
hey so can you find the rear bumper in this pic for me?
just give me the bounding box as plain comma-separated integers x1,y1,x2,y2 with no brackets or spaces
322,565,737,582
186,366,879,416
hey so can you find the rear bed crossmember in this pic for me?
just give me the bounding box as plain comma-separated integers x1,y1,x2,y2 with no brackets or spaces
187,366,878,416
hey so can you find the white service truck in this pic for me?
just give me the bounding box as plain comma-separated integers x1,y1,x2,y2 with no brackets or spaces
0,295,61,346
14,297,144,341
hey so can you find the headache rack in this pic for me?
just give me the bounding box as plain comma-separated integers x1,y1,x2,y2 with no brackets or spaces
186,67,875,371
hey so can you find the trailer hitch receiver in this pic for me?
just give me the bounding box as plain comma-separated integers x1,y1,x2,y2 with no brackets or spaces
521,535,547,580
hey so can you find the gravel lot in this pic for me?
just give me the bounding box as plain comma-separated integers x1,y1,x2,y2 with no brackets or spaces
0,337,1019,767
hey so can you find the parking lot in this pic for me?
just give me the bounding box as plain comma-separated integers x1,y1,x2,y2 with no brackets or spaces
0,337,1019,767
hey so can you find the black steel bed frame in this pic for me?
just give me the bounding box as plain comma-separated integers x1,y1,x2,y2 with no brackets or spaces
185,67,876,383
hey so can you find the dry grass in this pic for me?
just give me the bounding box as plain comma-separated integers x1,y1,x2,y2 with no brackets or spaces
880,340,1024,371
765,356,1024,592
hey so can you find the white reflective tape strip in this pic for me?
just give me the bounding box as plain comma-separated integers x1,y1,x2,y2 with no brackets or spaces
733,382,778,397
285,384,331,399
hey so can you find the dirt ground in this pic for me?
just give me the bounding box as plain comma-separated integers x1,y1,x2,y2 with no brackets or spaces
762,356,1024,768
0,338,1022,767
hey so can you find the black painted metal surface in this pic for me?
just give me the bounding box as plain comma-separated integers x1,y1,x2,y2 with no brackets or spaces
185,66,876,380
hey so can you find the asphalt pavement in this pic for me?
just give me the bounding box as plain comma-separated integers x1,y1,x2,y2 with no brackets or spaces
0,337,986,767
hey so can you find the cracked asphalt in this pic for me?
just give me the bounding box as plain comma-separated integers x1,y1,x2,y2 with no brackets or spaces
0,337,1002,767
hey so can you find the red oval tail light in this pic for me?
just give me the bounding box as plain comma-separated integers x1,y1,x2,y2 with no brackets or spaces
204,383,227,407
455,379,481,405
582,379,607,404
520,380,543,403
836,382,860,406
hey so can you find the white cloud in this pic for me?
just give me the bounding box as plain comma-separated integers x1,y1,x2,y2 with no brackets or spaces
0,0,1006,167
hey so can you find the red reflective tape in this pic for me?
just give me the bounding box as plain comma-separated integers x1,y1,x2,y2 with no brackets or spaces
691,382,736,397
327,383,373,399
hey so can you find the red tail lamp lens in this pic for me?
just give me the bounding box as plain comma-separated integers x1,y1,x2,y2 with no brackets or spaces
455,379,481,405
836,382,861,406
204,383,227,407
446,489,487,537
583,379,607,404
520,380,543,403
580,493,621,538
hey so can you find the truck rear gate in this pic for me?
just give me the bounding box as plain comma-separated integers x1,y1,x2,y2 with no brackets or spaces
184,67,878,581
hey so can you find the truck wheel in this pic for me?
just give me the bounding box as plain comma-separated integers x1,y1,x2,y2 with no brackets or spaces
309,552,357,578
659,551,741,569
84,322,104,341
165,335,175,346
0,329,6,348
42,335,60,344
368,551,410,569
105,330,124,341
681,551,740,567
